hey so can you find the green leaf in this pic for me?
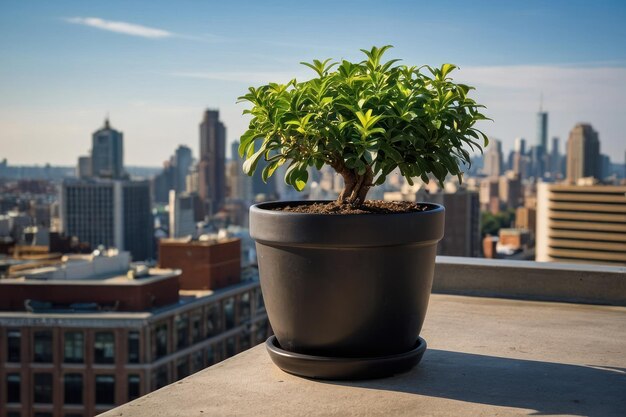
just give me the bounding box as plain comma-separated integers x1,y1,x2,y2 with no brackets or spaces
440,64,457,78
294,169,308,191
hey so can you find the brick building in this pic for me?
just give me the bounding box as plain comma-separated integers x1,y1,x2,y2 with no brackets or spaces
0,249,268,417
158,238,241,291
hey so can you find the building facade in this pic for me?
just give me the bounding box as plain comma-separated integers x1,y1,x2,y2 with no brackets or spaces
536,183,626,266
60,179,153,261
0,253,269,417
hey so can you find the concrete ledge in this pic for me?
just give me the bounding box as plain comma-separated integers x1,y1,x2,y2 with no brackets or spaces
101,294,626,417
434,256,626,306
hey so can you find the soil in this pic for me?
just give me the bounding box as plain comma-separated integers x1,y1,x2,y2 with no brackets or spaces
273,200,431,215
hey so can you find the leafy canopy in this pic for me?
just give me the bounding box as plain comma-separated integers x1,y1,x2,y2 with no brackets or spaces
238,45,489,198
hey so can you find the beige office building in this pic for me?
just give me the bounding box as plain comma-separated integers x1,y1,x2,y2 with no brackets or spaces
536,183,626,266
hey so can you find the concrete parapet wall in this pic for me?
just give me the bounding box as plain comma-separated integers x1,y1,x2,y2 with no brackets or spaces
433,256,626,306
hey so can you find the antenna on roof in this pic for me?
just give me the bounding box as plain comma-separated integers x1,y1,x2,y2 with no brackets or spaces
539,93,543,112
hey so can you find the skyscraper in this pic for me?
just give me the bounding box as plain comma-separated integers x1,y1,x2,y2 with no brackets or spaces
512,137,528,179
531,107,548,178
483,139,503,177
60,179,153,261
91,118,124,179
174,145,193,193
199,110,226,213
550,137,561,179
514,137,526,155
153,146,194,204
536,111,548,154
566,123,601,184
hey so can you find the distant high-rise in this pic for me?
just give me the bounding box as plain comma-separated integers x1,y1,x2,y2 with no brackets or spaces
227,141,252,202
536,111,548,153
499,171,522,209
513,138,529,179
514,137,526,155
550,137,561,180
531,107,548,178
600,154,611,181
198,110,226,213
483,139,503,177
566,123,601,184
91,118,124,179
60,179,153,261
174,145,193,193
77,155,92,179
169,190,197,238
417,188,481,257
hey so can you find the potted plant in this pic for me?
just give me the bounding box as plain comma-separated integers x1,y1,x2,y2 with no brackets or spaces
239,46,488,379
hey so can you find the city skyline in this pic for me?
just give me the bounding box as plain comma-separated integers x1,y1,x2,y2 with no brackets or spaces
1,1,626,166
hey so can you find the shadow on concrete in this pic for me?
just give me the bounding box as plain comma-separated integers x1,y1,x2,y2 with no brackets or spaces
324,349,626,417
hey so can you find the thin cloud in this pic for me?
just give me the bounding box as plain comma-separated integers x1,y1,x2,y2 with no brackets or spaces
170,71,310,84
64,17,173,39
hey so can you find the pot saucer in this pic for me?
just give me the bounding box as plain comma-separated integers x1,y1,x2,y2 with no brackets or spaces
265,335,427,380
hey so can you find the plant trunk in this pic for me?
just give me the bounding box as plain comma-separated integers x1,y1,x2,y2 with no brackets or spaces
331,159,373,206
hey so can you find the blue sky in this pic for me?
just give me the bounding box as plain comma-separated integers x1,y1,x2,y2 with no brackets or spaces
1,0,625,166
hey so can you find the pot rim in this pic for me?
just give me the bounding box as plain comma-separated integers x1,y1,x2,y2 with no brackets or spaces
250,200,444,217
250,200,445,247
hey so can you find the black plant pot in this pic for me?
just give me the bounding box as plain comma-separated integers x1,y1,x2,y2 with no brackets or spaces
250,200,444,379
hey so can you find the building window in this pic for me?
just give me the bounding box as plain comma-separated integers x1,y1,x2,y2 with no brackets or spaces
176,356,189,380
34,413,52,417
33,373,53,403
33,331,53,363
65,414,83,417
7,373,20,403
206,345,215,367
191,350,203,373
176,315,189,349
95,375,115,405
224,297,236,330
7,412,21,417
94,332,115,364
7,329,21,362
154,323,168,359
255,319,269,344
205,304,222,337
255,288,265,312
127,331,140,364
239,326,251,352
127,374,140,401
239,292,251,322
64,374,83,404
191,314,202,344
153,366,168,390
64,332,84,363
225,336,236,357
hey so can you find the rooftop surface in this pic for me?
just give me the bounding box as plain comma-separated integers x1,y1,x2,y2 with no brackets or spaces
102,293,626,417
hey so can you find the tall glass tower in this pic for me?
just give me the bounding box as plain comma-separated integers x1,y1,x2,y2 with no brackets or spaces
92,118,124,179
